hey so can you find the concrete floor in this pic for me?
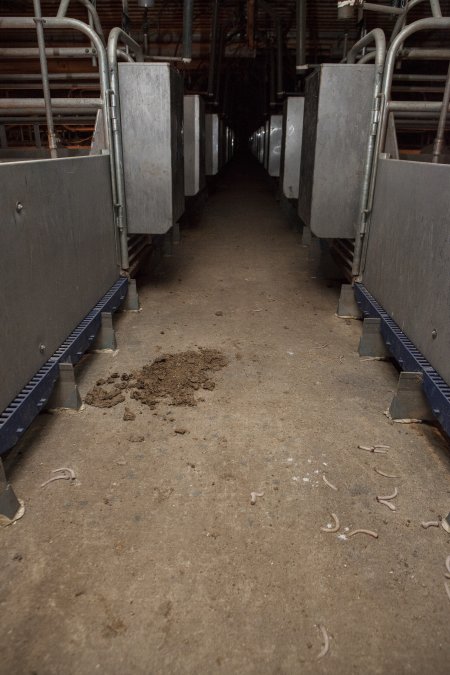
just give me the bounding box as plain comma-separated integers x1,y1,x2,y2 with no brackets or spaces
2,154,450,674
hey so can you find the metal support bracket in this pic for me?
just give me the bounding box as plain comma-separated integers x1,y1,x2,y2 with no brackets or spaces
389,372,435,422
93,312,117,351
354,283,450,436
172,222,181,245
47,362,82,411
358,317,391,359
0,459,20,521
301,225,312,246
163,231,174,257
122,278,140,311
337,284,363,319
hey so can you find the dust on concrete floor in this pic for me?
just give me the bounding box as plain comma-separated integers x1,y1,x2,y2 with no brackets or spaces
2,155,450,675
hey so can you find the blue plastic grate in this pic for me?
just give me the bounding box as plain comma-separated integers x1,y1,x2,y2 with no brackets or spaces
0,277,128,456
354,283,450,437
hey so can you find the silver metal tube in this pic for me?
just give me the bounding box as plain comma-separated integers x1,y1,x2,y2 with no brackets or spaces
296,0,307,70
0,47,97,58
107,28,143,270
363,2,404,15
351,28,386,277
33,0,58,158
276,18,284,96
388,100,450,111
0,108,100,116
0,98,102,110
380,17,450,151
182,0,193,62
390,0,442,43
429,61,450,160
0,73,99,81
57,0,71,16
346,28,386,66
57,0,105,44
207,0,220,97
401,47,450,60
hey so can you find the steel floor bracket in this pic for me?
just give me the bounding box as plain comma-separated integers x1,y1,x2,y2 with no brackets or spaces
0,459,20,520
301,225,312,246
172,222,181,245
163,230,174,257
93,312,117,351
0,277,128,456
354,283,450,436
47,362,82,411
337,284,363,319
389,372,434,422
358,317,391,359
123,278,140,312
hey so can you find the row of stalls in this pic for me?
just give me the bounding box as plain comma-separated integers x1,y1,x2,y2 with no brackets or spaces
250,15,450,439
0,8,235,467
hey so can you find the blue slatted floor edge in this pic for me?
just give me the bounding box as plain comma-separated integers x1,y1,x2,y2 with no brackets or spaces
354,283,450,438
0,277,128,456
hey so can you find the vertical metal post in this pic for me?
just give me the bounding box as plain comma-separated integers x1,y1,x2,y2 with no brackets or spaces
208,0,220,97
296,0,307,69
276,19,284,96
33,0,58,158
57,0,71,17
182,0,194,61
0,125,7,148
33,123,41,148
432,60,450,163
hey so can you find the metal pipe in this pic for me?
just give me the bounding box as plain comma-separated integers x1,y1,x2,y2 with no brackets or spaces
433,64,450,164
107,27,143,270
0,98,102,110
215,24,225,104
346,28,386,65
0,73,100,81
296,0,307,70
57,0,105,44
33,0,58,158
391,0,442,43
207,0,220,97
0,47,97,58
380,17,450,151
351,28,386,277
388,100,450,111
363,2,404,15
0,107,100,116
182,0,194,62
276,18,284,96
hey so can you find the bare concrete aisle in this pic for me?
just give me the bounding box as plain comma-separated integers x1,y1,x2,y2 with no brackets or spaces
2,155,450,674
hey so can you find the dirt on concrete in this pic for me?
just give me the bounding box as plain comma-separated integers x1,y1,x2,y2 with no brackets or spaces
85,348,228,410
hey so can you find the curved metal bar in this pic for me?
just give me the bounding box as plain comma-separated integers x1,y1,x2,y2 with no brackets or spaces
355,16,450,277
391,0,442,44
57,0,105,44
346,28,386,66
380,17,450,150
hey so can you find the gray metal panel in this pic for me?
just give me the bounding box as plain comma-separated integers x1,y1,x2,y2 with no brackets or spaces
268,115,283,177
280,97,304,199
0,155,119,413
183,95,206,196
118,63,185,235
205,113,220,176
298,64,375,238
363,158,450,384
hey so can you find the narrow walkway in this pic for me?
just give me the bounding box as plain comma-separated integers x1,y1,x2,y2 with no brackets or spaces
3,155,450,674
